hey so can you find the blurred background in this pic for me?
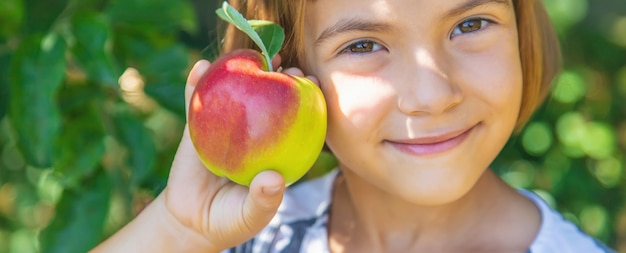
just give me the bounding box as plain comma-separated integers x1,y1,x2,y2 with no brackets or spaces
0,0,625,252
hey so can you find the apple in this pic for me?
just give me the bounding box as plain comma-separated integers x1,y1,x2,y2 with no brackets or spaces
188,48,327,186
188,2,328,186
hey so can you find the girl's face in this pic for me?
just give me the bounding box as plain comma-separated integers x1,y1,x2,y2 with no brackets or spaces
302,0,522,205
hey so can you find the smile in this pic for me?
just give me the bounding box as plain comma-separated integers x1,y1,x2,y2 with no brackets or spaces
386,124,478,156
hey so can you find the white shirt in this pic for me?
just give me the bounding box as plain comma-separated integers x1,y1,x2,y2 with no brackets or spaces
225,169,615,253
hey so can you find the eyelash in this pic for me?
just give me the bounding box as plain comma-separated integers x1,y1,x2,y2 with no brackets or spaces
339,40,385,55
336,17,493,54
450,17,493,38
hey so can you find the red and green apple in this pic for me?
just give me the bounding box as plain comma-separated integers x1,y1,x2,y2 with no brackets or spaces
187,3,327,186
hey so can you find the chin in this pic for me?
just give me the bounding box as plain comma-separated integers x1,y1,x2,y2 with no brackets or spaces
392,170,485,206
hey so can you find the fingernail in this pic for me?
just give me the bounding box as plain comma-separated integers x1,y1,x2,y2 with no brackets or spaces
263,185,282,195
194,59,210,69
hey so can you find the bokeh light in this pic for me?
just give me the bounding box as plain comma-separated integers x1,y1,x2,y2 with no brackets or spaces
542,0,589,33
541,149,572,189
502,160,536,188
556,112,587,158
522,122,553,156
593,156,623,188
582,122,616,160
532,189,557,209
580,205,609,238
552,70,587,104
617,66,626,98
611,16,626,48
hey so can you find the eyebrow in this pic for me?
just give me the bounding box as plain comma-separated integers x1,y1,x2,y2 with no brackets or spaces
443,0,511,19
314,0,511,46
315,18,392,45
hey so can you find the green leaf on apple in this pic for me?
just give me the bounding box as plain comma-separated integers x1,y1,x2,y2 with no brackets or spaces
249,20,285,64
216,1,284,72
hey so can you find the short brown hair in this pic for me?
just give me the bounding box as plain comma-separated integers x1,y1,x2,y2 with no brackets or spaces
219,0,561,130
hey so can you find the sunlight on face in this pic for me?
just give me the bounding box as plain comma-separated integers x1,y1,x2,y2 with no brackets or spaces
303,0,522,205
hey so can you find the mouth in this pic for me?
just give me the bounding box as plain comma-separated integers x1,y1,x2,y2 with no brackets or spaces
385,124,478,156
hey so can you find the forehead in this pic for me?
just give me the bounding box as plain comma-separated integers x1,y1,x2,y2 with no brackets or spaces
301,0,517,54
304,0,513,32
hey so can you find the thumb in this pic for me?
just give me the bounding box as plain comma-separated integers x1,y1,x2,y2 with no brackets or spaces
242,170,285,230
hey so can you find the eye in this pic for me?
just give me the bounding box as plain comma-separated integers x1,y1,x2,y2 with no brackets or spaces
340,40,385,54
450,18,492,38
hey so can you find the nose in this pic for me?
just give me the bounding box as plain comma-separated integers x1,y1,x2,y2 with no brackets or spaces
396,48,463,116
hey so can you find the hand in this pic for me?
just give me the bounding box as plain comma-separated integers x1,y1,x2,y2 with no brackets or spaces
163,55,318,251
163,59,283,250
91,55,317,253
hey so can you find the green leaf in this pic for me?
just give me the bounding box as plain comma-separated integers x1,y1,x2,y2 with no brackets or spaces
0,0,23,40
216,1,273,71
249,20,285,61
111,106,156,187
142,44,189,117
0,52,11,119
143,80,186,117
105,0,196,33
71,0,110,13
9,34,66,168
54,85,106,188
22,0,68,33
142,44,188,75
114,33,158,65
40,169,112,253
71,13,120,88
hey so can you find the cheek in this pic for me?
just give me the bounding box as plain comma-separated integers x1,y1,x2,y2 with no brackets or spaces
456,47,523,113
322,72,395,142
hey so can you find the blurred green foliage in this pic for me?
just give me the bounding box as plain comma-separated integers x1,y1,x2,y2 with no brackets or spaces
0,0,624,252
493,0,626,249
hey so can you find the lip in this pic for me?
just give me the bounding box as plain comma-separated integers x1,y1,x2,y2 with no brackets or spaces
386,124,478,156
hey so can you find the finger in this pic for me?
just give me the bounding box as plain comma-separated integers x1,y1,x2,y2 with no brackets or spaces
241,170,285,231
305,75,320,86
175,59,212,185
169,125,207,179
271,54,282,71
166,125,227,217
185,60,211,115
282,67,304,77
187,60,211,88
282,67,321,87
172,60,216,189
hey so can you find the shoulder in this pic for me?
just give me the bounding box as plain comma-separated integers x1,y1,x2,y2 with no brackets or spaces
275,169,339,224
519,190,616,253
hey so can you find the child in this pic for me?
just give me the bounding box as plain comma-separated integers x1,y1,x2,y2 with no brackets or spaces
92,0,616,252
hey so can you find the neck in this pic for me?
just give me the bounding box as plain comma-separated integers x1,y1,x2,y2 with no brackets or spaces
328,168,538,252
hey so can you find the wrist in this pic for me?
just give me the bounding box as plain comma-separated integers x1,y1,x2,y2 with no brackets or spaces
92,191,223,253
152,191,224,253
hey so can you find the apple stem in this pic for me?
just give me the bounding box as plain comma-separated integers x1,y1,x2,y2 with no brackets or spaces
216,2,286,72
